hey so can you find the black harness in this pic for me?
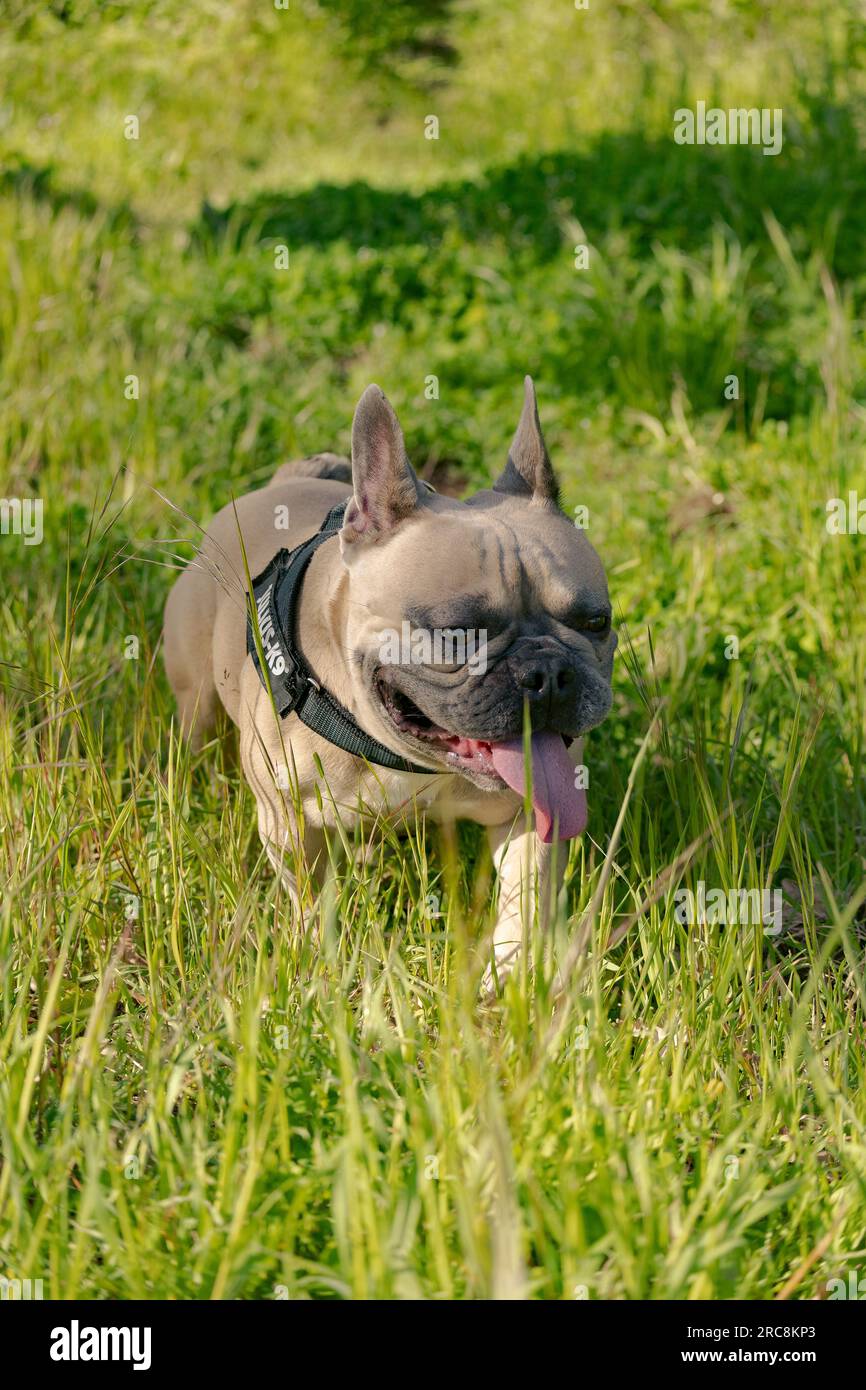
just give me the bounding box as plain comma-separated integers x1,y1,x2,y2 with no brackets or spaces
246,500,438,775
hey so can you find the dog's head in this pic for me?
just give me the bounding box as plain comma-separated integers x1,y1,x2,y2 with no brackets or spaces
338,379,617,840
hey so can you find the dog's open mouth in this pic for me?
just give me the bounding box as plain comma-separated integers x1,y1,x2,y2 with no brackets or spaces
375,674,588,842
376,675,498,773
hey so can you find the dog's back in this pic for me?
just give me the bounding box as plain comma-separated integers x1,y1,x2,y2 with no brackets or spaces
163,455,351,743
268,452,351,488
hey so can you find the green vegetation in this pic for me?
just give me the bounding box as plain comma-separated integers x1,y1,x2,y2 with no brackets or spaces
1,0,865,1298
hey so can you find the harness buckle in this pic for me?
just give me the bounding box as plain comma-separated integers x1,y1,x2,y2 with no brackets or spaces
278,648,305,714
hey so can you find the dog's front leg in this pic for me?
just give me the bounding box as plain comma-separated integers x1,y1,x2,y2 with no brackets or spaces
262,826,325,924
482,817,567,995
239,668,326,932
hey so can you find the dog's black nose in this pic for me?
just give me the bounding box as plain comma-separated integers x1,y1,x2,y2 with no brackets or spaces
516,658,575,702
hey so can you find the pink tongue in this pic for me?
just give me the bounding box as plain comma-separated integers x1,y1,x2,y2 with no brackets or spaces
490,732,588,843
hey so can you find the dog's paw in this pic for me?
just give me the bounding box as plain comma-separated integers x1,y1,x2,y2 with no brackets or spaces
480,940,522,999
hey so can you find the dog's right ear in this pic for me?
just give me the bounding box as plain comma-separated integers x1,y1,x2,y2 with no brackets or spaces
493,375,559,506
341,385,421,547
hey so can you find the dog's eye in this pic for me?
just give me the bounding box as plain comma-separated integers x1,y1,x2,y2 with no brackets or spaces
580,613,611,635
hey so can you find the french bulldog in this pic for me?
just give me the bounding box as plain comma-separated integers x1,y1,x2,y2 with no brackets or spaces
163,378,617,989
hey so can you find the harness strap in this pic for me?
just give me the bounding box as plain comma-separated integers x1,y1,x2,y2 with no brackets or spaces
246,500,439,776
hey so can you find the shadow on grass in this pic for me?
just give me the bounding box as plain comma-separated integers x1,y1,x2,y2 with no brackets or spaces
1,159,137,234
195,100,866,281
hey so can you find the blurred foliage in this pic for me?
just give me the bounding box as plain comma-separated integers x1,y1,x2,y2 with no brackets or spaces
316,0,461,74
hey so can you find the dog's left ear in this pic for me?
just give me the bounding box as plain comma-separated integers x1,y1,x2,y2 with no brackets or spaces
493,376,559,505
342,384,422,546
